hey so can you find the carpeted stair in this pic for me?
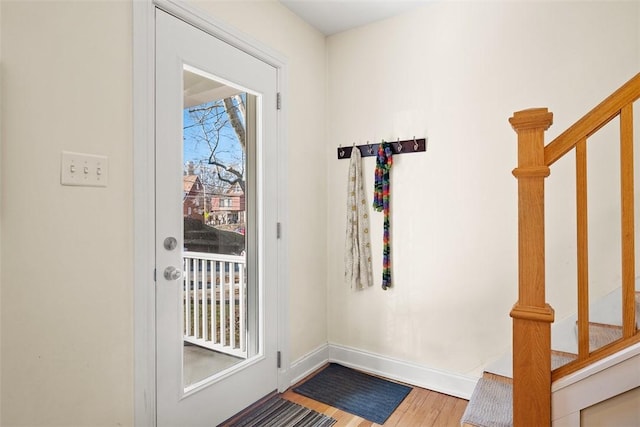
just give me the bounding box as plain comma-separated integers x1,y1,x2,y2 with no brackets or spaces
584,321,623,352
460,352,576,427
460,289,640,426
461,374,512,427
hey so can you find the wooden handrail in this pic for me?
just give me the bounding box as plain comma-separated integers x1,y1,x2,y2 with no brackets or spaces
510,72,640,426
544,72,640,166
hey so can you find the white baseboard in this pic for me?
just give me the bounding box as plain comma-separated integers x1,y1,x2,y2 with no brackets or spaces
287,343,478,400
287,344,330,386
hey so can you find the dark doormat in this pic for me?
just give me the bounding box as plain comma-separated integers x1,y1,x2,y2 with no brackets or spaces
293,363,412,424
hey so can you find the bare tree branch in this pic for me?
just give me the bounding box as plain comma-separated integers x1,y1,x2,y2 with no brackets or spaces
185,96,247,194
209,158,245,193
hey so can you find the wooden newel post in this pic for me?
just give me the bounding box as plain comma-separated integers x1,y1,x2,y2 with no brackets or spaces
509,108,555,427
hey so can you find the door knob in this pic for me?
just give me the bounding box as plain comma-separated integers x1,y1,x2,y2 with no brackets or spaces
164,266,182,281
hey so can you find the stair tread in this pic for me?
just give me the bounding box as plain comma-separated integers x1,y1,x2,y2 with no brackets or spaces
482,372,513,384
461,377,512,427
551,350,577,370
583,321,624,352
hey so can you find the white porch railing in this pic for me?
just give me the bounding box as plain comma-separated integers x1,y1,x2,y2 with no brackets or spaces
183,251,247,359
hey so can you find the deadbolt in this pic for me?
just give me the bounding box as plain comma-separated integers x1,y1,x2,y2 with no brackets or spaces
163,237,178,251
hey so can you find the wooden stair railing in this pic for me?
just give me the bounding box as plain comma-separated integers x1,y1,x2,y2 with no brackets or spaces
510,72,640,427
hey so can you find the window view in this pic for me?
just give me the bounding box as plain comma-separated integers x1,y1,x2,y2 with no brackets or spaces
181,68,254,389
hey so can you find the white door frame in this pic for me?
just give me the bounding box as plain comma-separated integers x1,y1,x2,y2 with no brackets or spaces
133,1,290,425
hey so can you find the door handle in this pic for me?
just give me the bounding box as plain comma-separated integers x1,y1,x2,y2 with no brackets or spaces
164,266,182,281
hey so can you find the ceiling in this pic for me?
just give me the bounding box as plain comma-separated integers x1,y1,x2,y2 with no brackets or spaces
183,68,242,108
279,0,428,36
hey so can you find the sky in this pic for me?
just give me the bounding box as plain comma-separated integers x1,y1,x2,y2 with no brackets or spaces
182,98,245,172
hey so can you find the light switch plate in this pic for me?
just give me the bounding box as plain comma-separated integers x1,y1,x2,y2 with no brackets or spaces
61,151,108,187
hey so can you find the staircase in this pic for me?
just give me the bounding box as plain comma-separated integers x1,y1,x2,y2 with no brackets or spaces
461,288,640,426
462,72,640,427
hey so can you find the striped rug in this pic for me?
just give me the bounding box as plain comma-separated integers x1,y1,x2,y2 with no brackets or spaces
226,395,336,427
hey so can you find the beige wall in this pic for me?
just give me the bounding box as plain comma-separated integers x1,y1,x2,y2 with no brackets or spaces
1,0,327,425
326,1,640,376
1,1,133,425
186,0,329,362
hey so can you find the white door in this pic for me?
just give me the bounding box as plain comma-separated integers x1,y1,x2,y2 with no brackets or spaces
155,9,279,426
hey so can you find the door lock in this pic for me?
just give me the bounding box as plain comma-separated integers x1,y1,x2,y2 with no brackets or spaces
163,237,178,251
164,266,182,281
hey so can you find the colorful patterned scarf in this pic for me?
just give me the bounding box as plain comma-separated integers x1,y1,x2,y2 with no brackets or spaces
373,141,393,290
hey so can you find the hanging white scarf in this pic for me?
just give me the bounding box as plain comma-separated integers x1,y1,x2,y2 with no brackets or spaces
344,147,373,290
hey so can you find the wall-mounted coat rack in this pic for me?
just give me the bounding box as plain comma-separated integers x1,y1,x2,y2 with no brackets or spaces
337,138,427,159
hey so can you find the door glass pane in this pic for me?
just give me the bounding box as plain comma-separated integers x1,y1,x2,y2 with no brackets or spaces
181,66,256,389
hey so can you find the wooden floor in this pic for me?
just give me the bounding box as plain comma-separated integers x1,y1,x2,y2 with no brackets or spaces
281,368,468,427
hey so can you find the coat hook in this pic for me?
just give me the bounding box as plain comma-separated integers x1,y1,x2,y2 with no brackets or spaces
413,136,419,151
396,138,403,153
368,141,374,155
339,144,345,158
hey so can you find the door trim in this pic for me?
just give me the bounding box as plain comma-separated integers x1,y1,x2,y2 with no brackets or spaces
133,2,289,425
